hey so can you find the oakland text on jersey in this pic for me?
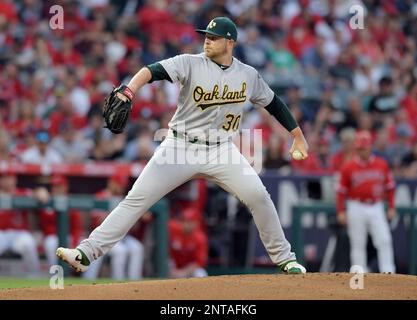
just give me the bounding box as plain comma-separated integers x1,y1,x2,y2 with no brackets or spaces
193,82,247,110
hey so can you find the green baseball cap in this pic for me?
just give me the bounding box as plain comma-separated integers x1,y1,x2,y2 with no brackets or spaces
196,17,238,41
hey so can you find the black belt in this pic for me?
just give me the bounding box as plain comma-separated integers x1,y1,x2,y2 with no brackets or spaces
172,130,220,146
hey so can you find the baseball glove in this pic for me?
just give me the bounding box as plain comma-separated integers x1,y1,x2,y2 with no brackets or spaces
102,84,134,134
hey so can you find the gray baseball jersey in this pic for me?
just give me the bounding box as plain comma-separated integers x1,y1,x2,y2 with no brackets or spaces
77,52,297,269
160,53,274,142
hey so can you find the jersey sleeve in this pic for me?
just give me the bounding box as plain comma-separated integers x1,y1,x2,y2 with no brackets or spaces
336,164,351,212
383,161,396,190
337,165,351,194
70,209,83,246
158,54,191,85
249,70,275,108
383,160,396,209
193,231,208,268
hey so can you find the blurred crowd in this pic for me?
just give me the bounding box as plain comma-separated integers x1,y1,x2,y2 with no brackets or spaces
1,0,417,276
0,0,416,177
0,169,209,279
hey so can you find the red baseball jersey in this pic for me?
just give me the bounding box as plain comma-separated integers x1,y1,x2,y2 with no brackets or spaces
336,155,395,212
329,150,354,172
0,189,32,230
38,208,83,246
0,208,30,230
168,220,208,269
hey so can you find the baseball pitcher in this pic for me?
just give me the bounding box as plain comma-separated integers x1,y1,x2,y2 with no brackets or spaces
57,17,309,275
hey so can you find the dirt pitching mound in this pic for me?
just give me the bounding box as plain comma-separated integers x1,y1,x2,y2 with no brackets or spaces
1,273,416,300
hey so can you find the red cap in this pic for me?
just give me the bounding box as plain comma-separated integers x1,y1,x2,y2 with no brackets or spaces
51,175,68,186
180,207,201,222
110,173,129,188
355,131,372,149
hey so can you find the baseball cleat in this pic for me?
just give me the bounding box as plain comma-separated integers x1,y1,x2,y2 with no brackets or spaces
56,247,90,272
278,260,307,274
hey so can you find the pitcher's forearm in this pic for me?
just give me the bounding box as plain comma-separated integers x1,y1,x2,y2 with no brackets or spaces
290,127,304,138
264,94,298,132
127,67,152,93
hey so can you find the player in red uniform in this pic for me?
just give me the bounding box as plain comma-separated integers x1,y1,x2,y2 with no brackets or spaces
168,207,208,278
0,172,41,276
38,175,83,266
336,130,396,273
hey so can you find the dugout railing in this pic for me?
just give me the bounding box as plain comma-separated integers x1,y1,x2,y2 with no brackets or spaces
0,195,169,277
292,203,417,275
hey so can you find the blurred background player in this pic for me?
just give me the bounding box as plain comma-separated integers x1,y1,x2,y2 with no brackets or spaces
168,207,208,278
38,175,83,267
0,172,41,277
336,130,396,273
329,127,357,172
83,173,145,280
19,130,63,165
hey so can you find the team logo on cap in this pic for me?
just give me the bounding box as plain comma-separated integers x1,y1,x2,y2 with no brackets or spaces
208,20,216,29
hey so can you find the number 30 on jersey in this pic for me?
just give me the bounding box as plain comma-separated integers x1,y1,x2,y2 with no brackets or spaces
222,113,241,131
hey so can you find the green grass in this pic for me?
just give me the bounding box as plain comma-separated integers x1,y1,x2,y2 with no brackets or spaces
0,277,128,290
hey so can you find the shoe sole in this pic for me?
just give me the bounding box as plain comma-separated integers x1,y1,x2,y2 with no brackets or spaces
56,248,84,273
281,271,304,275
